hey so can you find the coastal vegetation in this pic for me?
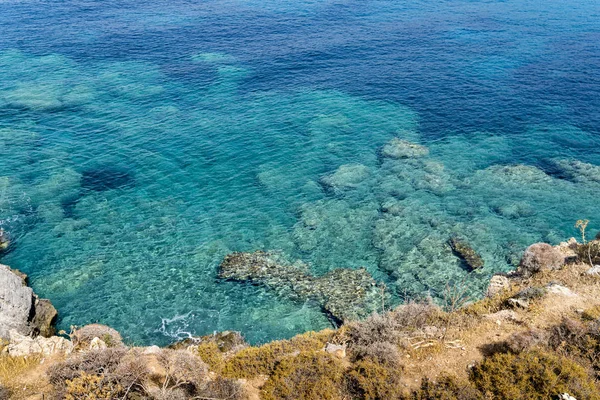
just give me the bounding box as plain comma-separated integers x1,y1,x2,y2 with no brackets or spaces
2,234,600,399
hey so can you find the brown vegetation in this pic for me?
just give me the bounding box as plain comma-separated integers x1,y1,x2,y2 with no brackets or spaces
5,237,600,399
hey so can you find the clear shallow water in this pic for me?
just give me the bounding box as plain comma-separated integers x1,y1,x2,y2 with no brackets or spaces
0,0,599,345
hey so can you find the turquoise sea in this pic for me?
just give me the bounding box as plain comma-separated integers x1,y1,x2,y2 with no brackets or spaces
0,0,599,345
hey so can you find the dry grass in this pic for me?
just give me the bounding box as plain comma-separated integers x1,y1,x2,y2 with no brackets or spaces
0,355,42,386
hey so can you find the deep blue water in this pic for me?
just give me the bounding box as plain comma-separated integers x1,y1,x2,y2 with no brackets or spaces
0,0,599,345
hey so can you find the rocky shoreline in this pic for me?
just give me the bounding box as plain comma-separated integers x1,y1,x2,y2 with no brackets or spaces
2,235,600,399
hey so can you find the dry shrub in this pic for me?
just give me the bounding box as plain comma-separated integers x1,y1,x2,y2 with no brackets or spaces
345,359,403,400
200,377,243,400
469,350,600,399
48,347,127,386
64,372,123,400
153,349,207,396
548,318,600,376
46,348,153,399
261,351,346,400
576,240,600,266
502,329,547,354
348,302,439,346
221,331,331,378
71,324,123,349
112,351,151,396
411,376,482,400
548,318,589,351
353,341,401,366
347,303,440,364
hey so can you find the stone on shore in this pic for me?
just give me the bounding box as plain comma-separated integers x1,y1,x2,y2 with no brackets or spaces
4,330,73,356
0,264,57,340
486,275,510,298
517,243,564,277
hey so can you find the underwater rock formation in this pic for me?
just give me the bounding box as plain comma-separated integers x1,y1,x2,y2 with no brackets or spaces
0,265,58,340
381,138,429,159
81,166,134,192
320,164,371,193
548,159,600,185
448,237,485,272
218,251,382,323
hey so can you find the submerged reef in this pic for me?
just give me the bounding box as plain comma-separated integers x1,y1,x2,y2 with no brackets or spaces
218,251,382,323
1,50,600,343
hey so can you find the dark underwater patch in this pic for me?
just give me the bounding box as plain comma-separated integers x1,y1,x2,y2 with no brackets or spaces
81,167,135,192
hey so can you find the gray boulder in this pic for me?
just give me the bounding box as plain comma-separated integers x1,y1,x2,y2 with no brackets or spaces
0,264,57,340
517,243,564,277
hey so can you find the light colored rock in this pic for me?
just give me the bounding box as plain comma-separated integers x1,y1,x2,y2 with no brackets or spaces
142,345,162,354
325,343,346,359
89,337,107,350
486,275,510,298
586,265,600,276
484,310,522,324
5,330,73,356
0,264,34,340
518,243,564,277
381,138,429,159
555,238,578,263
558,393,577,400
0,264,57,340
508,298,529,309
546,284,577,297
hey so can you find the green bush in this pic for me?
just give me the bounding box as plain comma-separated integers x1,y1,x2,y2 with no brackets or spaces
411,376,482,400
469,350,600,399
345,359,403,400
261,351,346,400
222,331,332,378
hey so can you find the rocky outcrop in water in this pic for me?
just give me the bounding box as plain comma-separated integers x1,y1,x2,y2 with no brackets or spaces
448,237,484,272
0,229,9,252
218,251,382,323
0,264,58,340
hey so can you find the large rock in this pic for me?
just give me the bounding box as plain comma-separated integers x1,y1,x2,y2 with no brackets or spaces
517,243,564,277
0,229,9,252
0,264,57,340
486,275,510,298
0,265,34,340
4,330,73,356
31,298,58,337
71,324,123,349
